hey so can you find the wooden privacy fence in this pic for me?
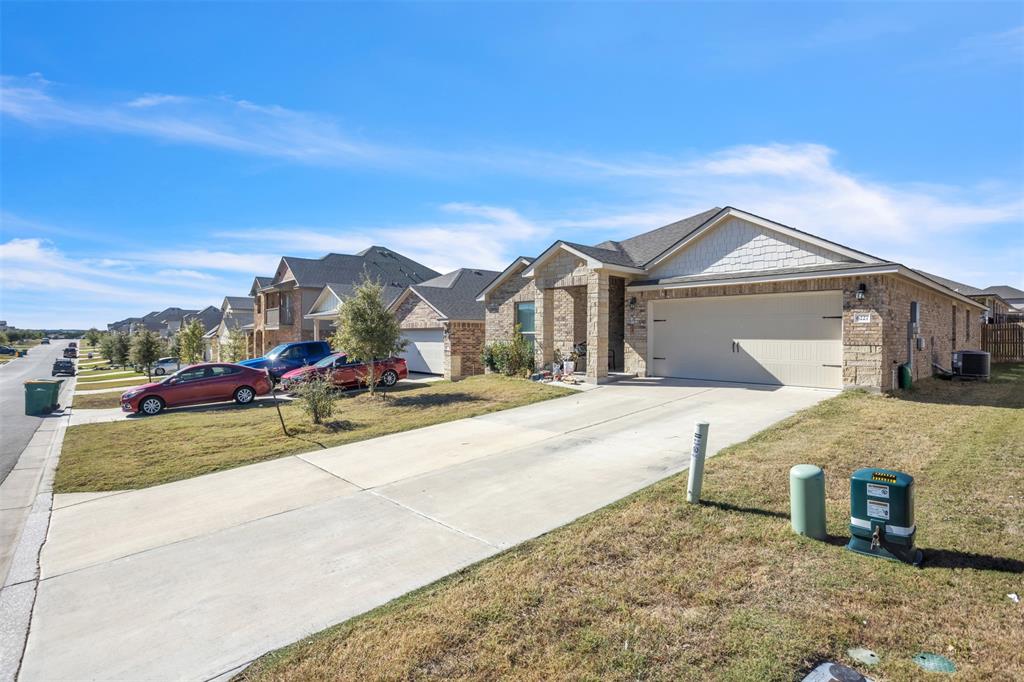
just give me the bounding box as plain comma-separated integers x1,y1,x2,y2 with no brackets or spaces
982,322,1024,362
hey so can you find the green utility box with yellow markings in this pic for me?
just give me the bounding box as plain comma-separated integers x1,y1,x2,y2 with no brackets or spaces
847,468,922,566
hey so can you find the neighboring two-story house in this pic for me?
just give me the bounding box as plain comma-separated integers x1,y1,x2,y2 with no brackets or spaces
479,206,985,392
204,296,255,361
251,247,439,355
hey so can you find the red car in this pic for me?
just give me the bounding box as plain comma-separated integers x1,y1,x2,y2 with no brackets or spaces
280,352,407,391
120,363,273,416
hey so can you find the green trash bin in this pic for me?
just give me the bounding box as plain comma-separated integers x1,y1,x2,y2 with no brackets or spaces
24,379,63,416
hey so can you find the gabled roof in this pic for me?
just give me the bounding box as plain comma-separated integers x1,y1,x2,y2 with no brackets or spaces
223,296,255,311
156,307,199,323
392,268,500,321
983,285,1024,299
595,207,723,266
476,257,536,301
250,276,273,296
304,281,407,319
271,246,440,290
916,272,984,296
183,305,223,332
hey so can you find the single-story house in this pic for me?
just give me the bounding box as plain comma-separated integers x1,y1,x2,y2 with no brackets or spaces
478,206,985,392
982,285,1024,313
388,268,499,378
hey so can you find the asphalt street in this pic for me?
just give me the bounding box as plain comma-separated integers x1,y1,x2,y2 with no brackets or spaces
0,342,74,485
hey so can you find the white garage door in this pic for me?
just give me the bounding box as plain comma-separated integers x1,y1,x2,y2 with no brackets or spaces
401,328,445,375
649,291,842,389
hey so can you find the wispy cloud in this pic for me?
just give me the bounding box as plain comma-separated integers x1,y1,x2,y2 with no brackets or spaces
1,74,385,165
955,25,1024,66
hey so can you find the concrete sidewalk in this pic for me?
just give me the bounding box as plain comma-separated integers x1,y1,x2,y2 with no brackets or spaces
20,378,833,681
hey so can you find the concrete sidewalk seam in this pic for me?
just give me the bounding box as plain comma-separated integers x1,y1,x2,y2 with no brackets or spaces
369,489,502,551
294,455,366,490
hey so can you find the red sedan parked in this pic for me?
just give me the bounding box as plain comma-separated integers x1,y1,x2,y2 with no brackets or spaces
121,363,273,416
280,352,408,391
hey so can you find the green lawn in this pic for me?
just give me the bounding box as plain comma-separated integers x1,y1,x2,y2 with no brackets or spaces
57,375,574,493
72,391,128,410
240,365,1024,682
76,371,148,383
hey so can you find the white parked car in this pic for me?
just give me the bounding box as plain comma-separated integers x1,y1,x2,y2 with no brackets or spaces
152,357,182,376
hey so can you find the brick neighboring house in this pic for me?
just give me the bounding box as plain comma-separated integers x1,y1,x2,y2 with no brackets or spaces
108,307,199,337
204,296,255,361
479,206,985,391
982,285,1024,315
388,268,499,379
252,247,438,354
920,274,1015,324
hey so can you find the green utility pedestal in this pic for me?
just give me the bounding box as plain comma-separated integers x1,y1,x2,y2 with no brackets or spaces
790,464,826,540
846,468,921,566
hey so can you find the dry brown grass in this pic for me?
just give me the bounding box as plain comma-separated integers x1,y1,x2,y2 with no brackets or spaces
240,365,1024,682
57,375,573,492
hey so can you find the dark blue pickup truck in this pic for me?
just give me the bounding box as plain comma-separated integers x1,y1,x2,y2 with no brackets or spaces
238,340,333,379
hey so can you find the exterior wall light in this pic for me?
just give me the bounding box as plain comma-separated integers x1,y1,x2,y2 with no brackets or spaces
628,296,637,311
856,283,867,300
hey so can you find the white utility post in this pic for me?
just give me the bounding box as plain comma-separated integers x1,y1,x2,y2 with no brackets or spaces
687,421,710,503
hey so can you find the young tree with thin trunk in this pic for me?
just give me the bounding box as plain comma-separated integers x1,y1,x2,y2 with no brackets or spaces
130,330,163,380
84,328,101,347
332,275,407,397
222,326,249,363
110,332,132,368
177,319,205,365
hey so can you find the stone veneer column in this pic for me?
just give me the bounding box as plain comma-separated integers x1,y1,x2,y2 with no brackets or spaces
535,287,554,370
586,270,609,382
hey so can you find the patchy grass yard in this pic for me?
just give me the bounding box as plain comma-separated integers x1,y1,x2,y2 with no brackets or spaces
71,391,124,410
57,375,574,493
76,370,147,383
240,365,1024,682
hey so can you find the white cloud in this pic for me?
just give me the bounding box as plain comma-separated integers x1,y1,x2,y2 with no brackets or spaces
0,75,385,165
156,268,216,280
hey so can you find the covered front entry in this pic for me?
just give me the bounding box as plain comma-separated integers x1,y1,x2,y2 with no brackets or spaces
401,328,445,374
648,290,843,389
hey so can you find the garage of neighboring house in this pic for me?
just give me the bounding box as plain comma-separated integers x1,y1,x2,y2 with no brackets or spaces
389,268,499,380
402,328,446,374
648,290,843,389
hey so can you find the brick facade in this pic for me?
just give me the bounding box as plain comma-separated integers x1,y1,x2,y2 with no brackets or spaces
622,273,981,390
395,291,486,380
445,321,486,379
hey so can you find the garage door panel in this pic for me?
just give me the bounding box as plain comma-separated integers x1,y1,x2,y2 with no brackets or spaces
401,329,445,375
649,291,842,389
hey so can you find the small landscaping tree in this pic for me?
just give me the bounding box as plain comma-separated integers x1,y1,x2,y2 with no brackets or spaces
177,319,205,364
222,326,249,363
84,328,102,347
130,330,163,380
110,332,131,368
332,275,406,397
292,371,337,425
0,331,8,345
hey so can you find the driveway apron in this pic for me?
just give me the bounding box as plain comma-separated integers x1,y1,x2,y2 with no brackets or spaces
21,378,832,681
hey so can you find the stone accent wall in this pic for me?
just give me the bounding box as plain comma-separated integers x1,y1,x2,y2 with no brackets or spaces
552,286,586,359
623,273,983,391
650,217,853,279
445,321,485,379
533,250,590,288
586,270,610,380
395,294,443,330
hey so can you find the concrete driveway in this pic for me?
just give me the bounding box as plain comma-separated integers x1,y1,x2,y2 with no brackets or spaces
21,378,833,681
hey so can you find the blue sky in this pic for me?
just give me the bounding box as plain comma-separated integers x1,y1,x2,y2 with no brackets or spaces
1,2,1022,329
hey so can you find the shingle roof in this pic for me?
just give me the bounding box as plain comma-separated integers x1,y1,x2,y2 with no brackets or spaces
409,269,501,321
629,261,895,288
183,305,223,332
157,307,199,323
223,296,255,311
915,272,984,296
561,242,640,268
325,282,408,308
594,207,722,266
223,309,253,330
983,285,1024,299
250,277,273,296
277,246,440,290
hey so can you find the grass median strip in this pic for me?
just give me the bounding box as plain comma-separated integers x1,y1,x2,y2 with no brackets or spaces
57,374,575,493
239,365,1024,682
71,392,124,410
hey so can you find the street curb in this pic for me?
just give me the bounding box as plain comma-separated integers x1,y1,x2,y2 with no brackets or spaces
0,379,74,682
